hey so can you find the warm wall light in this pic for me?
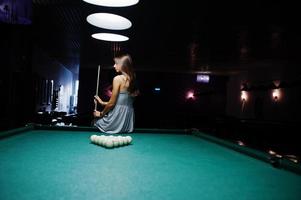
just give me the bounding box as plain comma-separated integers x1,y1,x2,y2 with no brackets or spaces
268,150,276,155
272,89,280,101
186,90,195,100
273,80,280,88
241,91,248,102
237,141,245,146
241,83,249,91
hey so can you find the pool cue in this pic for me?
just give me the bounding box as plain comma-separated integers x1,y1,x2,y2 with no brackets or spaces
94,65,100,111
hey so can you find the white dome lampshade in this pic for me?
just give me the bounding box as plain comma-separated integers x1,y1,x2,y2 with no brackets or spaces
92,33,129,42
83,0,139,7
87,13,132,30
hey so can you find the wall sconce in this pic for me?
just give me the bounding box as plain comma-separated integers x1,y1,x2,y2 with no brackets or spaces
241,91,248,102
241,91,248,112
241,83,249,91
272,89,280,101
186,90,195,100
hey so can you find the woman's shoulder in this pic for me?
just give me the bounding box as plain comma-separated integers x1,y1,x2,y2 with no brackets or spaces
115,74,129,81
115,74,127,79
113,75,123,81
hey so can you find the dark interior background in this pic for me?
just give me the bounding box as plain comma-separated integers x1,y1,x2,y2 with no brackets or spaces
1,0,301,157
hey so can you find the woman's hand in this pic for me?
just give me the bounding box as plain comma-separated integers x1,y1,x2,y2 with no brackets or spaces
94,95,104,105
93,110,104,118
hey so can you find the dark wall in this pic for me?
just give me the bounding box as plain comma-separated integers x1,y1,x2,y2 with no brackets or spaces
134,71,228,128
0,0,32,25
0,24,33,130
221,64,301,157
226,62,301,122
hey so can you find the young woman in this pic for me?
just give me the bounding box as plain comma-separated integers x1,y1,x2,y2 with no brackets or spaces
93,54,138,133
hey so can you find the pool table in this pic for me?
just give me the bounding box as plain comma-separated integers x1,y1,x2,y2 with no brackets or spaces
1,124,301,200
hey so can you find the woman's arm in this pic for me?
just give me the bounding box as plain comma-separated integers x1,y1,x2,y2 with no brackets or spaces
94,95,108,106
100,76,121,116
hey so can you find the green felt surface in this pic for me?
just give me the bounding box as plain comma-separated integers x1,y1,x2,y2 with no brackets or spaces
1,130,301,200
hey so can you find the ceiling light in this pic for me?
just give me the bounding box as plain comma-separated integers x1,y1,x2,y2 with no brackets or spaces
87,13,131,30
92,33,129,42
83,0,139,7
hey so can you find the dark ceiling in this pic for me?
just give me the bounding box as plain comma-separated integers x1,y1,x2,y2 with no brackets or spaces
33,0,82,75
33,0,301,75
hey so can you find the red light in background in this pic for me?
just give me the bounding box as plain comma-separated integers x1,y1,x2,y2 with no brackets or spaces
105,85,112,97
186,91,195,100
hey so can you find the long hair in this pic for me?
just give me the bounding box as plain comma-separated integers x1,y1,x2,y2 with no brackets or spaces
114,54,137,94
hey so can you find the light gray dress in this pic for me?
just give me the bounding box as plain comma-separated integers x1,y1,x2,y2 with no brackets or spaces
94,91,134,134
